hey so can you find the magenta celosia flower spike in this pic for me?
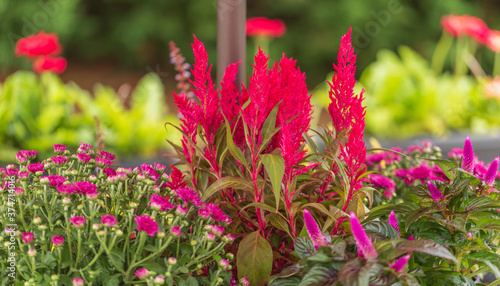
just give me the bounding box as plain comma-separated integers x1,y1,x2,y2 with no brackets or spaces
427,181,444,203
388,210,400,237
485,157,499,187
349,212,377,259
303,209,328,250
462,136,475,173
389,254,411,272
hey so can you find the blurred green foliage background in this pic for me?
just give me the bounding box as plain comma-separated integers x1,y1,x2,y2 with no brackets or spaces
2,0,499,87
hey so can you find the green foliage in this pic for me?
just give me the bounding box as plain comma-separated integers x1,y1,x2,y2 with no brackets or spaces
237,231,273,286
0,71,179,162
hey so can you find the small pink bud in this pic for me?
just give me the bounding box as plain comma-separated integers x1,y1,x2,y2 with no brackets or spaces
168,257,177,265
28,249,37,257
22,232,34,244
73,277,84,286
135,268,148,279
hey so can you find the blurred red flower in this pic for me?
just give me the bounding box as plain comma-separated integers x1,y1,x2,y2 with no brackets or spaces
441,14,490,44
487,30,500,53
15,31,62,58
246,17,286,38
33,56,67,74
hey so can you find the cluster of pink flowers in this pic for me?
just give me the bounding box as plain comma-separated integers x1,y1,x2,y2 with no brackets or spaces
15,31,67,74
441,14,500,53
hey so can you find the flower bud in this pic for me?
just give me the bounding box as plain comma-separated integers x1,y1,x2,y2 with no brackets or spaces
92,224,100,231
190,240,198,246
98,230,106,236
165,272,171,278
217,278,223,283
156,231,166,238
116,229,124,237
129,202,138,209
62,198,71,205
206,233,215,242
39,177,49,185
51,275,59,281
33,217,42,224
38,224,47,231
226,253,234,260
168,257,177,265
89,175,97,183
175,205,188,216
35,189,44,195
154,276,165,285
28,249,37,257
219,259,230,270
32,204,40,210
77,204,85,210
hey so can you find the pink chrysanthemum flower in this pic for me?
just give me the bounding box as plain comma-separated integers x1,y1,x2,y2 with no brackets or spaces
349,212,377,259
27,162,44,173
101,214,118,227
69,216,86,228
462,136,475,173
16,150,38,164
73,277,84,286
175,205,188,216
96,157,113,167
174,187,202,207
14,187,24,195
103,167,117,177
134,215,159,237
303,209,328,250
368,174,396,192
78,143,93,152
52,235,64,246
98,150,116,161
389,254,411,272
18,171,29,179
141,164,160,181
170,226,182,237
198,203,230,223
57,184,77,195
388,210,400,237
51,155,68,166
46,174,66,187
149,194,175,211
53,144,66,154
77,153,91,163
427,181,444,203
153,162,166,172
135,268,148,279
75,181,99,198
22,232,34,244
5,167,19,177
484,157,499,187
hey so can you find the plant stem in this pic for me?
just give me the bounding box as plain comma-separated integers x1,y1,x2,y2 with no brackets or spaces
431,32,453,75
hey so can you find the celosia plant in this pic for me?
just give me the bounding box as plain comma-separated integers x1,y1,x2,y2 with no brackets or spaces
0,144,249,286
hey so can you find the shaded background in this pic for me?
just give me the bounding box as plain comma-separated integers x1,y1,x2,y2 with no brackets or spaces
2,0,498,88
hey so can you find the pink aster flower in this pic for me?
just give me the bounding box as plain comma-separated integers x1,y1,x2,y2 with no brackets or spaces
134,215,159,237
219,259,231,270
77,153,91,163
198,203,230,223
349,212,377,259
96,157,113,167
135,268,148,279
153,162,166,172
14,187,24,195
407,146,423,154
5,167,19,177
448,148,464,159
175,205,188,216
78,143,93,152
69,216,86,228
410,165,433,181
73,277,84,286
15,150,38,163
427,181,444,203
103,167,117,177
22,232,34,244
53,144,66,154
389,254,411,272
170,226,182,237
46,174,66,187
51,155,67,165
388,210,400,237
52,235,64,246
175,187,202,207
304,209,328,250
98,150,116,161
141,164,160,181
57,184,77,195
27,162,44,173
101,214,118,227
368,174,396,192
75,181,99,198
149,194,175,211
462,136,475,173
394,169,415,186
18,171,29,179
484,157,499,187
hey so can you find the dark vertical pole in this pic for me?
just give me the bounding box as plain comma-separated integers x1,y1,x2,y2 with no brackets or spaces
217,0,246,89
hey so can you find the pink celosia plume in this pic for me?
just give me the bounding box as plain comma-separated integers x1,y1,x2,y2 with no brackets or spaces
389,254,411,272
485,157,499,187
427,181,444,203
462,136,475,173
388,210,400,237
349,212,377,259
303,209,328,249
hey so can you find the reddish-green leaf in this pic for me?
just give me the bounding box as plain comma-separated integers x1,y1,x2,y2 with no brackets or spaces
237,231,273,286
202,176,253,201
260,154,285,211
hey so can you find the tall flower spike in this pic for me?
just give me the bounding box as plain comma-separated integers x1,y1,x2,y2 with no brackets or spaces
388,210,400,237
485,157,499,187
462,136,475,173
303,209,328,250
389,254,411,273
349,212,377,259
427,181,444,203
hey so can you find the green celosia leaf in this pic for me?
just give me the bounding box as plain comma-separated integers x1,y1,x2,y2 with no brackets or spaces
260,153,285,211
267,213,292,238
271,264,304,279
302,203,347,223
428,159,457,181
464,197,500,213
363,221,400,240
202,176,253,201
224,117,248,168
298,265,337,286
338,258,364,286
237,231,273,286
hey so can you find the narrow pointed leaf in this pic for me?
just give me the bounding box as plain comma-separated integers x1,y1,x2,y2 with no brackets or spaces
202,176,254,201
260,154,285,211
